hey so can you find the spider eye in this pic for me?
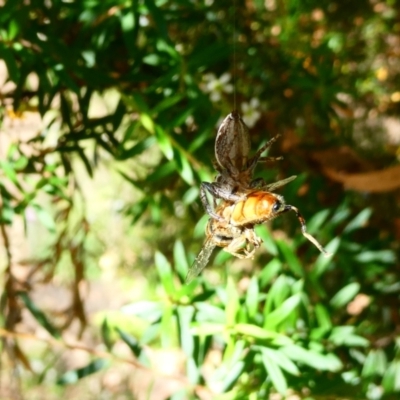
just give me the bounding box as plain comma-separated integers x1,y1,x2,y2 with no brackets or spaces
272,200,282,213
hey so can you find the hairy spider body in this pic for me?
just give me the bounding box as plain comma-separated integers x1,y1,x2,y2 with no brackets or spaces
200,111,289,220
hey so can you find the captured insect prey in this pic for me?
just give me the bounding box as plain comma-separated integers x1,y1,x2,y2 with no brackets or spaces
186,189,330,283
186,110,330,283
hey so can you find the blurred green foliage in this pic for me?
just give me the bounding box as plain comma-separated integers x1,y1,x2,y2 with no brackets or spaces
0,0,399,399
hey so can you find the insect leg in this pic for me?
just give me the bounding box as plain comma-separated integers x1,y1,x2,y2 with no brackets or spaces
258,156,284,163
284,204,331,257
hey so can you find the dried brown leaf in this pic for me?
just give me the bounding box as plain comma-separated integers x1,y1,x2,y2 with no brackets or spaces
322,165,400,192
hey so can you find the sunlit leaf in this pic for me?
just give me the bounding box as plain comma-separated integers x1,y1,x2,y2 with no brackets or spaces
154,125,174,160
362,349,387,377
264,275,291,317
177,306,195,356
173,240,189,279
175,149,194,184
245,276,259,319
262,348,300,376
264,294,301,329
234,324,292,344
190,322,225,336
330,282,360,308
276,240,304,277
121,301,163,323
226,277,239,326
155,251,175,296
314,303,332,331
259,258,282,287
329,326,369,347
343,208,372,233
354,250,396,264
219,361,245,392
305,209,330,234
313,236,341,276
382,360,400,392
32,204,56,233
261,348,288,395
282,345,342,371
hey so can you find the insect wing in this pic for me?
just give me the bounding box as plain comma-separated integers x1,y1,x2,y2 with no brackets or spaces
185,238,216,283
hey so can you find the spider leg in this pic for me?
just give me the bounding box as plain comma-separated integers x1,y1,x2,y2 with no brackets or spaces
247,134,282,172
200,182,224,221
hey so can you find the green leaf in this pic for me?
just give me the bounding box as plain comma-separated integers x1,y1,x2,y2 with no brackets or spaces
305,209,330,234
177,306,195,356
183,186,199,206
0,45,19,82
160,303,174,348
255,225,278,256
120,9,135,32
57,359,109,385
219,361,245,392
13,155,28,170
234,324,292,344
259,258,282,287
175,149,194,184
195,303,225,323
330,282,360,308
119,136,156,160
354,249,396,264
264,294,301,329
0,160,18,185
261,348,288,395
314,303,332,331
362,349,387,377
330,206,351,225
154,125,174,160
260,347,300,376
8,19,19,40
155,251,175,296
116,328,142,357
121,300,162,323
173,240,189,280
226,277,239,326
152,94,183,114
343,208,372,233
101,318,113,350
313,236,341,276
264,275,291,316
245,276,259,319
329,326,369,347
276,240,304,277
143,53,161,66
144,0,170,42
32,204,56,233
140,113,155,134
190,322,225,336
382,360,400,392
282,345,342,371
18,292,61,338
